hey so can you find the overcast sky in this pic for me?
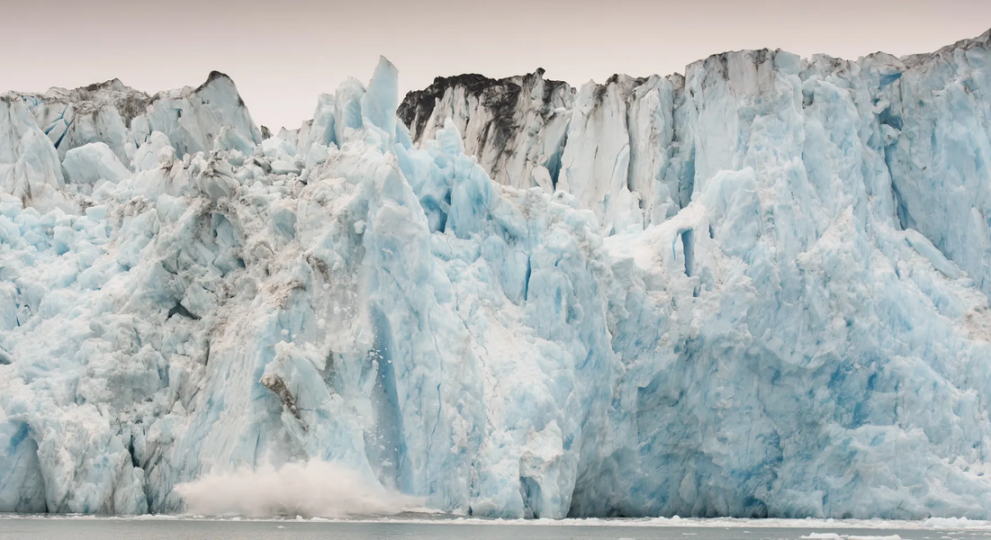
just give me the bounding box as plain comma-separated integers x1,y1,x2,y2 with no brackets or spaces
3,0,991,129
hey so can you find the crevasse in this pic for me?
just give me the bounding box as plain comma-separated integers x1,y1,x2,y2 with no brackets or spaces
3,30,991,519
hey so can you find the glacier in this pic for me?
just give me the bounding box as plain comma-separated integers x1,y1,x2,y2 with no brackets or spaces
4,30,991,520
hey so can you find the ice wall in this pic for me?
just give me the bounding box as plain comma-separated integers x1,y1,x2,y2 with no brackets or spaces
3,33,991,520
400,30,991,299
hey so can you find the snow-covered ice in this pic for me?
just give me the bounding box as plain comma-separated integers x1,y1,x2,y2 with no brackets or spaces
5,30,991,520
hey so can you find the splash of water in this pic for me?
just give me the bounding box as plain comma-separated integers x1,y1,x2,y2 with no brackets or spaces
174,461,424,518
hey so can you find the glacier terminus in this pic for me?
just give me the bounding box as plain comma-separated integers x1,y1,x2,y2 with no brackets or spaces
4,29,991,520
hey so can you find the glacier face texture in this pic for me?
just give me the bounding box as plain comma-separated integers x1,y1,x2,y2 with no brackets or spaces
5,29,991,519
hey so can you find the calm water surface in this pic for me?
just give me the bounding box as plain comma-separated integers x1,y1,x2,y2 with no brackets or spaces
3,518,991,540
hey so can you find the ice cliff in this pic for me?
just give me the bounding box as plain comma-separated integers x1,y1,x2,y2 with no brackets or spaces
5,30,991,519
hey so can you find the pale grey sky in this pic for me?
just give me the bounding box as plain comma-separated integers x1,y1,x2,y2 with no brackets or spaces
3,0,990,129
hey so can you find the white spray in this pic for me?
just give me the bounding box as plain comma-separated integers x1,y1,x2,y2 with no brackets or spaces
174,461,425,518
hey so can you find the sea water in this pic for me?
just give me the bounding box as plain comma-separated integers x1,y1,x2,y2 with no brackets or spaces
2,517,991,540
